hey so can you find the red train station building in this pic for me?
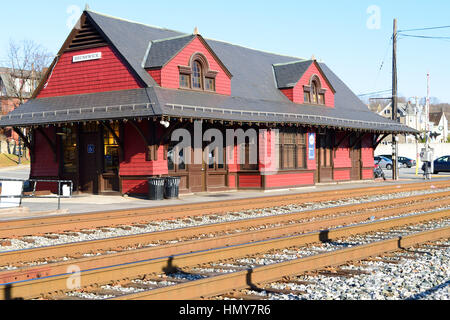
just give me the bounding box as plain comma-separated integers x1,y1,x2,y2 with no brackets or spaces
0,9,416,195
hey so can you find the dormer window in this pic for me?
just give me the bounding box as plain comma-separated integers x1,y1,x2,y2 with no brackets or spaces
192,60,203,89
178,53,218,92
304,75,326,105
311,80,318,104
180,74,190,88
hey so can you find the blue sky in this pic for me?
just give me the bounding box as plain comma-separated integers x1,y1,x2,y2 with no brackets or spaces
1,0,449,103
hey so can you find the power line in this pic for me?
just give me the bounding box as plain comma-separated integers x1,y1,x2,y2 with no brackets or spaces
399,33,450,40
398,25,450,32
372,36,393,93
357,89,391,97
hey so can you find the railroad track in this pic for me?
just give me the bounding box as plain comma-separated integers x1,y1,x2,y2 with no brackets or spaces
1,205,448,300
111,218,449,300
216,239,449,300
1,189,449,283
0,180,448,238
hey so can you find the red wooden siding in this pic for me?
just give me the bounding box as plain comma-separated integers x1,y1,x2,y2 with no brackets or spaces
38,46,141,98
333,132,351,168
31,127,59,177
30,127,59,193
290,62,335,107
362,169,374,180
227,144,239,173
122,179,148,195
265,172,314,188
239,175,262,188
148,69,162,86
119,121,168,190
361,134,374,168
228,175,236,188
280,88,294,101
159,37,231,95
334,169,351,181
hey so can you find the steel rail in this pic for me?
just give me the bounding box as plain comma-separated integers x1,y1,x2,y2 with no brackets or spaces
0,191,449,284
0,180,448,238
115,226,450,300
0,207,448,300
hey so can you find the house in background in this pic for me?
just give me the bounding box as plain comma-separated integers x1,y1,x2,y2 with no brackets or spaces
369,101,423,144
428,111,448,143
0,67,39,153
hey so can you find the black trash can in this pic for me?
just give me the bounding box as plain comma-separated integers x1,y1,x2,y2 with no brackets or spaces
148,177,165,200
164,176,181,199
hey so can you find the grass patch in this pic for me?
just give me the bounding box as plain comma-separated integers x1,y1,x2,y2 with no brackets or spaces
0,153,30,168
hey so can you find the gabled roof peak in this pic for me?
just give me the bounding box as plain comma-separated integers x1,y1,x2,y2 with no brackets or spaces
85,9,183,35
273,59,310,67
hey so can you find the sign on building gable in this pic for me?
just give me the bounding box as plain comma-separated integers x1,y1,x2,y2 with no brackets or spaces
73,52,102,63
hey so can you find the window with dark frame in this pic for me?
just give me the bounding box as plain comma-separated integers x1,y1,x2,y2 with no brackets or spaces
304,90,311,103
205,77,215,91
103,123,120,173
240,137,259,171
311,80,318,104
178,54,217,93
319,133,333,168
318,93,325,105
179,74,190,88
192,60,203,89
167,141,187,172
304,76,326,106
207,148,225,170
278,129,307,170
61,126,77,174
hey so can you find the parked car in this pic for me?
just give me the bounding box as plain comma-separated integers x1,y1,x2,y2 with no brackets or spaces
374,156,393,170
433,155,450,174
379,155,416,168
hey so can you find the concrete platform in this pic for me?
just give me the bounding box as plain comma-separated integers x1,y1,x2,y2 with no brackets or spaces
0,165,449,222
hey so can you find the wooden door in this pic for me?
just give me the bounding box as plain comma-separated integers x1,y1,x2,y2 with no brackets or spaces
317,133,333,182
79,133,100,194
350,138,362,180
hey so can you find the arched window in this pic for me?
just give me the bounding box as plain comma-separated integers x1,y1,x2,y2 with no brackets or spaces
304,76,326,105
179,53,217,92
311,80,318,104
192,60,203,89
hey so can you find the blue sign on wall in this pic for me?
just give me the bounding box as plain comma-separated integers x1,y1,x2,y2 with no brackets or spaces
308,133,316,160
87,144,95,154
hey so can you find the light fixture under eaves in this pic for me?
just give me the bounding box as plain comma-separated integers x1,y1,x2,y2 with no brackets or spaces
160,120,170,128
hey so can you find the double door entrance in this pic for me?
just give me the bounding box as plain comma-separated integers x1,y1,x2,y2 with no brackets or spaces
61,123,120,194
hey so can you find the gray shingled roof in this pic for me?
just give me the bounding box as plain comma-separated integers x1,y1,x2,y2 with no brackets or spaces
0,9,418,135
273,60,312,89
144,34,196,69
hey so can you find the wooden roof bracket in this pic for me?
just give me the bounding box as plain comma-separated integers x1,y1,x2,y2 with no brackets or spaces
101,122,124,159
127,119,153,161
12,127,34,161
373,133,389,150
333,131,352,157
349,132,366,149
36,127,57,162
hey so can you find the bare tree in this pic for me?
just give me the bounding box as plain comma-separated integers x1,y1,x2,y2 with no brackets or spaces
5,39,52,107
1,39,52,163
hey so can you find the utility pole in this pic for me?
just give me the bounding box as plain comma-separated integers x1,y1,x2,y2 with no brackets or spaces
415,96,420,176
392,18,399,180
